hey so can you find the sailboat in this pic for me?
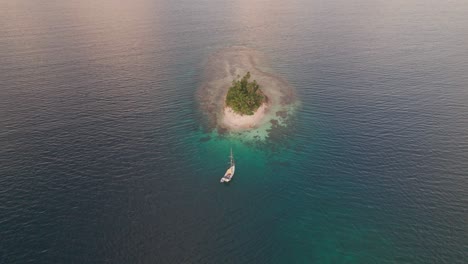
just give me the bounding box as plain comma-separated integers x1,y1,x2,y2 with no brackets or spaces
220,148,235,183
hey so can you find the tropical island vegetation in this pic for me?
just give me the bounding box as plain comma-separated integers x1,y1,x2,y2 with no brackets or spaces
225,72,265,115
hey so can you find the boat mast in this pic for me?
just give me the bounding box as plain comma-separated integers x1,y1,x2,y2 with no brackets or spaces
230,148,233,166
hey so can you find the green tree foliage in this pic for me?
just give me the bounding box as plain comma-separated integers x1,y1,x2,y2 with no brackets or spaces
225,72,264,115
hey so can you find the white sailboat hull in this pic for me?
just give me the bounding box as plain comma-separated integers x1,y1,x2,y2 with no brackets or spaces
220,165,235,183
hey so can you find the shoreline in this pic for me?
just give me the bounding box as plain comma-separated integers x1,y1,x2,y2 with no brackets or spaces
222,103,268,130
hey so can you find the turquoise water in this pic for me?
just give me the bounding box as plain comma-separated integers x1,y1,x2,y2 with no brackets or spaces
1,0,468,263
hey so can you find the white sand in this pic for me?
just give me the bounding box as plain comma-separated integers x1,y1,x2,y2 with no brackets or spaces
222,104,268,130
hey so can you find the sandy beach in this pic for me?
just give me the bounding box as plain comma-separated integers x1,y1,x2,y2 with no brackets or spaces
222,104,268,130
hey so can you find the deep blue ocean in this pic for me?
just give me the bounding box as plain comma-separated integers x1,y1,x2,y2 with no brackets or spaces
1,0,467,263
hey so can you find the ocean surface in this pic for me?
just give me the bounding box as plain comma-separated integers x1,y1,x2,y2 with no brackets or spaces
1,0,468,263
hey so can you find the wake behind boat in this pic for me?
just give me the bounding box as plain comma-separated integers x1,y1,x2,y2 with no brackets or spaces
220,148,235,183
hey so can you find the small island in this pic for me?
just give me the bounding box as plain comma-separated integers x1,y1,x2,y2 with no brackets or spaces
225,72,265,115
197,46,295,132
